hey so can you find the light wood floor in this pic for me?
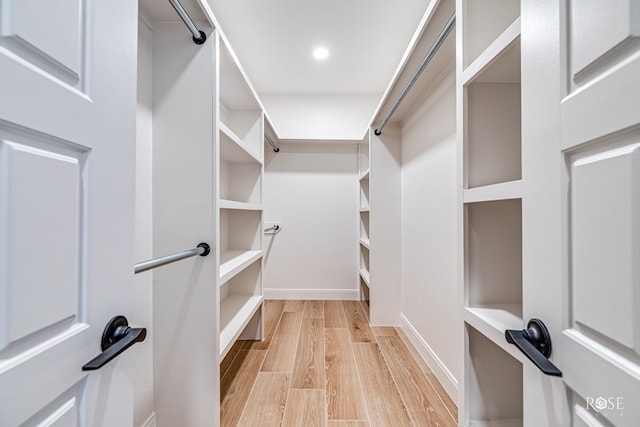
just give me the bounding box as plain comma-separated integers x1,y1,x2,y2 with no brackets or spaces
220,300,458,427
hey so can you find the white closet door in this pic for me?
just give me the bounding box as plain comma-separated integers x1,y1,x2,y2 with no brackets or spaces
523,0,640,425
0,0,137,425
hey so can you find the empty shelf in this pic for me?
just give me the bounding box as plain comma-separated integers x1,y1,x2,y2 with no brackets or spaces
219,294,263,359
219,250,263,284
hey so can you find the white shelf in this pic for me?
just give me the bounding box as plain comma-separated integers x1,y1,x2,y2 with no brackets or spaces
359,238,370,249
220,122,262,165
219,250,263,285
219,294,264,359
219,199,262,210
359,206,370,213
463,180,522,203
359,169,370,181
359,268,370,286
462,0,520,69
464,305,525,364
463,18,521,85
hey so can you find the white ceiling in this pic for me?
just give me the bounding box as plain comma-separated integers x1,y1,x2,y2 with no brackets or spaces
203,0,430,96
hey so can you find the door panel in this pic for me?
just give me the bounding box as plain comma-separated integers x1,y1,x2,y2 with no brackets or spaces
560,0,640,425
570,0,640,77
0,0,85,86
0,0,136,425
570,141,640,352
0,136,86,349
563,330,639,425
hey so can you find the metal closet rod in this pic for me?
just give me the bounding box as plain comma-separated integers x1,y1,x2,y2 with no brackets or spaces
374,12,456,136
264,225,281,233
135,243,210,274
167,0,207,45
265,133,280,152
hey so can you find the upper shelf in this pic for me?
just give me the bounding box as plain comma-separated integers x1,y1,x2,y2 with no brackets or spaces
220,124,262,165
462,0,520,69
463,18,521,85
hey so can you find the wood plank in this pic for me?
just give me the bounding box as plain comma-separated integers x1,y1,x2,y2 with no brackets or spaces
284,299,305,312
324,300,347,328
426,372,458,422
325,328,368,421
395,327,433,374
282,389,326,427
377,336,457,427
220,339,244,379
372,327,398,337
262,311,303,372
220,350,266,427
237,372,289,427
360,300,370,322
303,300,324,318
327,422,370,426
352,343,412,427
291,318,325,389
343,300,375,343
241,299,285,350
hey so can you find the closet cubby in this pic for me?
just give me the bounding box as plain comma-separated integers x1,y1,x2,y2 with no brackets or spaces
219,209,262,284
219,259,263,359
360,177,370,210
466,325,523,426
462,0,521,70
465,81,521,189
360,245,370,285
219,128,262,207
219,40,263,159
465,199,522,310
360,212,370,244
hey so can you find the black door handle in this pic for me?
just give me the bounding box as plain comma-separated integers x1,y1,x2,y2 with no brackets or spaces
82,315,147,371
505,318,562,377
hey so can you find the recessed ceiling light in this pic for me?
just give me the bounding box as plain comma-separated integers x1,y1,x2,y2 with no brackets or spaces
313,47,329,60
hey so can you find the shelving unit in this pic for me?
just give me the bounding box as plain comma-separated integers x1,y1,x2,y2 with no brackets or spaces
358,134,371,318
466,326,523,426
458,1,524,425
215,35,264,361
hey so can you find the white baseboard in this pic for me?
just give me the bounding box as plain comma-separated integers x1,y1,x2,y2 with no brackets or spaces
400,313,458,402
140,413,156,427
264,288,359,300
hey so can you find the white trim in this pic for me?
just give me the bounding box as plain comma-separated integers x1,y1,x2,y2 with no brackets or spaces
140,413,156,427
400,313,458,402
263,288,359,300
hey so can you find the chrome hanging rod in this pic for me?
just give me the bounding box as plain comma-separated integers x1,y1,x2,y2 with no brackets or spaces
264,225,281,233
167,0,207,45
374,13,456,136
265,133,280,152
135,243,210,274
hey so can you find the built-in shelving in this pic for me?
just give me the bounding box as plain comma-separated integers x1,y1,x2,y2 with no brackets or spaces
359,238,370,249
358,134,371,308
219,249,263,284
459,1,524,424
219,260,264,358
463,180,522,203
466,326,523,426
216,34,264,363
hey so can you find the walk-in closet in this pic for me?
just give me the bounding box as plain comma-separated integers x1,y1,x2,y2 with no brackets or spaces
2,0,638,426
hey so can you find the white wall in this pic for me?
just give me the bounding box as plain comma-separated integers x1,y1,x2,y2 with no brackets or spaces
399,71,459,398
263,142,359,299
134,14,155,427
262,94,379,140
